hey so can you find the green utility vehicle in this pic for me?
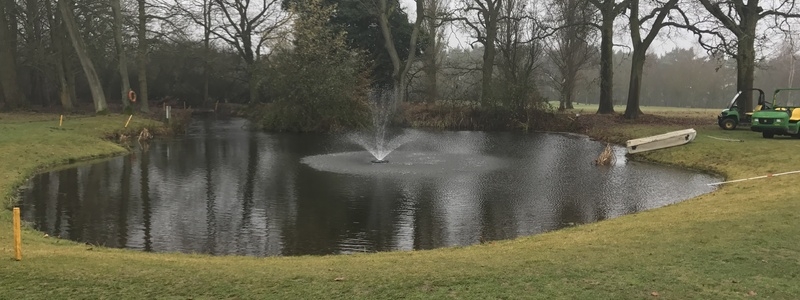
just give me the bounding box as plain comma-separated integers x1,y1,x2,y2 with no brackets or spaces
717,88,768,130
750,88,800,138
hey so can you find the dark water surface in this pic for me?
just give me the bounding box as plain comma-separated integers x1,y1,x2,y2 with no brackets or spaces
20,117,719,256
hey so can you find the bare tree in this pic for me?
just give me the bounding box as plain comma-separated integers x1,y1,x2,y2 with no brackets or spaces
547,0,596,110
670,0,800,113
455,0,502,105
58,0,109,113
495,0,546,110
376,0,424,104
587,0,629,114
211,0,290,103
622,0,678,119
0,0,27,110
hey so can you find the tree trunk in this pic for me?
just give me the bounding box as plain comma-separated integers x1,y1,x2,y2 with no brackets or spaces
111,0,131,109
565,74,575,109
59,0,107,113
596,12,615,114
422,0,440,104
137,0,149,112
248,65,259,103
56,29,75,112
423,31,438,103
736,28,756,113
0,1,27,110
481,13,498,106
56,60,73,111
47,0,73,112
562,75,575,111
66,62,78,107
623,48,646,119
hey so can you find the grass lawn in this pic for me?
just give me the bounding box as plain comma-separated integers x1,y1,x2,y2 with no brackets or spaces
552,102,722,119
1,112,798,299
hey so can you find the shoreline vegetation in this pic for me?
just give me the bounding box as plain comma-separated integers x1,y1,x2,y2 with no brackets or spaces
1,107,798,298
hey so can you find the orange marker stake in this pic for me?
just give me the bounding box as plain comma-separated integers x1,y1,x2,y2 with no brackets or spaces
13,207,21,261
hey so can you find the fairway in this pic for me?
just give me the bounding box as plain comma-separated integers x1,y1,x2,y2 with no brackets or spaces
1,112,798,299
551,102,721,119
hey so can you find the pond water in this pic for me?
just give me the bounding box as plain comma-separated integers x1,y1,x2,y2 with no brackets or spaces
19,117,719,257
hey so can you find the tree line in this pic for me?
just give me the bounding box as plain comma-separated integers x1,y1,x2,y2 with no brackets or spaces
0,0,799,124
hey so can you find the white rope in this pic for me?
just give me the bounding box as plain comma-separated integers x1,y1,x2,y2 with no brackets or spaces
707,170,800,186
706,135,743,142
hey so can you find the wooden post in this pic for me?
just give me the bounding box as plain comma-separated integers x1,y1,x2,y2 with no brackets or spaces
13,207,21,261
124,115,133,128
59,115,63,127
214,100,219,112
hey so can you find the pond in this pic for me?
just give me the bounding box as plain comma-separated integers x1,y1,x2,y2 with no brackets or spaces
19,117,719,257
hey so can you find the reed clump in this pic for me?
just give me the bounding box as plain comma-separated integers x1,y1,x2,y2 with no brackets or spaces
138,128,152,143
594,143,616,166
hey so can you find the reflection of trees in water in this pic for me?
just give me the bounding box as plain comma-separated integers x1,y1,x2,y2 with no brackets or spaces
55,169,78,239
31,172,50,233
118,156,131,248
140,148,152,251
203,121,217,254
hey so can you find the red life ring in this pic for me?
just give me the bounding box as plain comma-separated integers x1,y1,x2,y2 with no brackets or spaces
128,90,137,103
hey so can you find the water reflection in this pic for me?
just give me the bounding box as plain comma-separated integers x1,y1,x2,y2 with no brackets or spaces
20,118,719,257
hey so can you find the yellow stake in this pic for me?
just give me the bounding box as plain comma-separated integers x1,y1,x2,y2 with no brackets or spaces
214,100,219,112
13,207,21,261
59,115,63,127
124,115,133,128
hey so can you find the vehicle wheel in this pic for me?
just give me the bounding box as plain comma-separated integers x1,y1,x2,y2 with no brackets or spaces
763,132,775,138
721,118,737,130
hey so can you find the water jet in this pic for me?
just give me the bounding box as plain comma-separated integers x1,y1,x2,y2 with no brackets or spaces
348,88,417,162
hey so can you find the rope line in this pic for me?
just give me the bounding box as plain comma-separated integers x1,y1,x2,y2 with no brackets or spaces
707,170,800,186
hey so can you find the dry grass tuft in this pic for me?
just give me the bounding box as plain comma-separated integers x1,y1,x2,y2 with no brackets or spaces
594,143,616,166
138,128,152,143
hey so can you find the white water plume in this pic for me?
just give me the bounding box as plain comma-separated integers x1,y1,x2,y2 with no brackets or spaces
347,89,417,161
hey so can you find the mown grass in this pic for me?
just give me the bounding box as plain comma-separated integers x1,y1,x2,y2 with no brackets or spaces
1,113,799,299
559,102,721,119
